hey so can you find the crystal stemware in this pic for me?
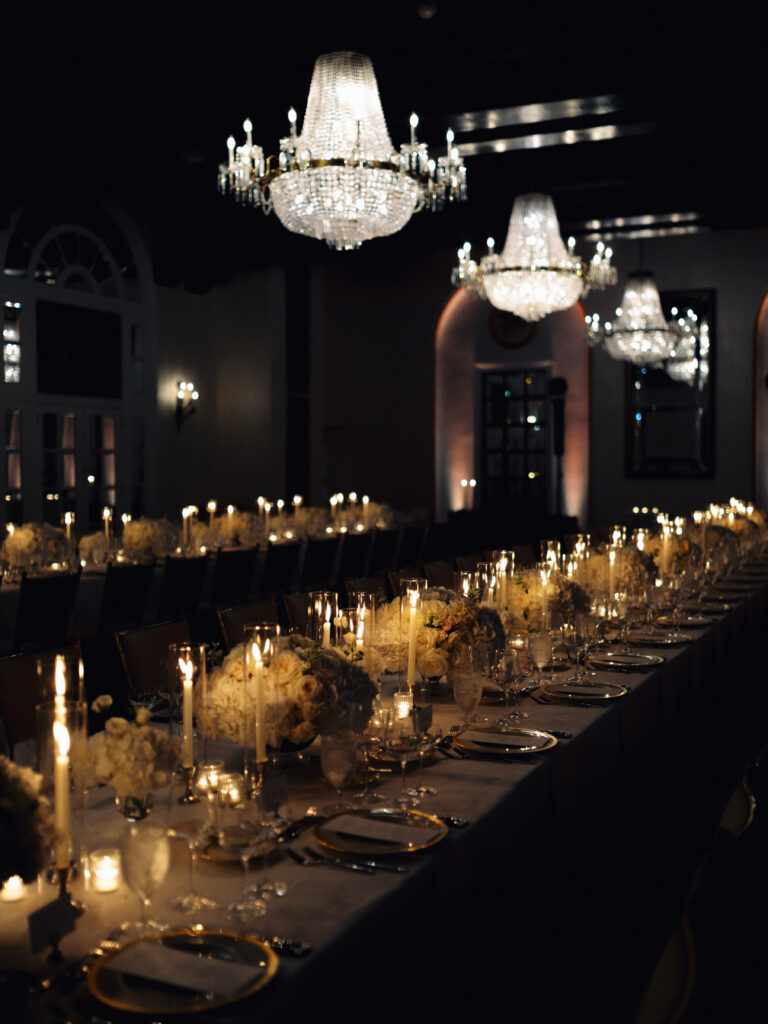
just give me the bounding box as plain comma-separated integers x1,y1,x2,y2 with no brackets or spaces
527,631,553,689
449,647,484,727
119,824,171,939
320,730,359,814
385,715,420,808
497,645,530,726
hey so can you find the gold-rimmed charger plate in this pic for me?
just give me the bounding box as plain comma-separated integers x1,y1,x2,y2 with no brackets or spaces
588,651,664,671
454,726,556,757
314,806,447,856
540,679,627,701
87,930,278,1015
628,630,694,646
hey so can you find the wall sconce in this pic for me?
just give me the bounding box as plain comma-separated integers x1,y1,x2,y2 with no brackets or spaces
176,380,199,429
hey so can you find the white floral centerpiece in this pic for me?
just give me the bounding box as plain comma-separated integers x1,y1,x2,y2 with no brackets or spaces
500,569,590,632
78,532,110,566
0,756,54,885
572,548,652,596
122,517,180,560
2,522,68,568
373,587,504,680
86,698,179,819
197,636,378,749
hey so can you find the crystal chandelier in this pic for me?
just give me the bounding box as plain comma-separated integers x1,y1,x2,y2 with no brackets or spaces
451,193,616,321
585,274,678,364
219,51,467,251
665,308,710,386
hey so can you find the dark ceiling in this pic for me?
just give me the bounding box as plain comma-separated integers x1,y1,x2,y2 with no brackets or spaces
3,5,766,291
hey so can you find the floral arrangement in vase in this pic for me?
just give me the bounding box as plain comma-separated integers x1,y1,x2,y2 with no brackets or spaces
2,522,68,569
572,548,652,596
0,755,54,884
373,587,504,680
197,636,378,749
86,698,179,819
78,532,110,566
499,569,590,632
122,517,180,559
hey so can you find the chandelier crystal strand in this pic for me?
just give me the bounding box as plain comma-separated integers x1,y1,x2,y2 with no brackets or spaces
666,310,710,385
450,194,615,322
219,52,467,251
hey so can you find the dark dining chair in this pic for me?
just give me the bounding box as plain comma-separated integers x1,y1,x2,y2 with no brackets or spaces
367,528,399,576
454,553,482,572
115,619,191,700
301,536,340,591
13,569,81,653
336,531,372,582
217,599,280,652
281,592,309,636
97,561,156,633
396,525,427,569
0,643,81,750
512,544,536,568
343,576,391,605
257,541,301,597
424,559,457,590
210,547,260,607
157,554,208,621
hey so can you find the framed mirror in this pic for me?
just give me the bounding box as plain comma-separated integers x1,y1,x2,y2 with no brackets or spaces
625,288,715,478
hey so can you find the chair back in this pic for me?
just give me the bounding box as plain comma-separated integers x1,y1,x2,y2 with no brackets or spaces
210,547,259,607
281,592,310,636
301,536,339,590
115,619,190,697
217,600,280,652
512,544,536,568
157,555,208,621
424,559,456,590
98,561,156,633
13,570,81,653
454,553,482,572
257,542,301,597
343,576,391,605
367,528,399,575
336,531,372,581
397,525,427,569
0,643,80,748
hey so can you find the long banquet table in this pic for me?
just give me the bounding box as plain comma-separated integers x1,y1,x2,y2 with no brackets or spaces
2,577,767,1023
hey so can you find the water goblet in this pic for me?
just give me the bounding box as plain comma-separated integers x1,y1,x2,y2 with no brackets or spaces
527,631,553,689
385,715,420,808
119,824,171,939
320,730,359,814
449,647,484,727
167,798,216,915
497,646,530,726
352,707,389,805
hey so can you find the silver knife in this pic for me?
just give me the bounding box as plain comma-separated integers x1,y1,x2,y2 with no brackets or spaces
302,846,374,873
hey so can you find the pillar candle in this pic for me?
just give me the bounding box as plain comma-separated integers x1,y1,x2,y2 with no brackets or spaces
207,500,217,528
53,720,71,870
322,605,332,649
252,645,267,764
406,590,418,690
179,656,194,768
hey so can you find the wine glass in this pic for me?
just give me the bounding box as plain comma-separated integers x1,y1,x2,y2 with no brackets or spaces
527,631,553,689
497,645,530,726
320,731,359,814
352,707,389,805
385,715,420,808
119,824,171,939
449,646,484,727
167,795,216,915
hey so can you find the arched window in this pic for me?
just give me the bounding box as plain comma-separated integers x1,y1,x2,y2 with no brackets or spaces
0,204,155,527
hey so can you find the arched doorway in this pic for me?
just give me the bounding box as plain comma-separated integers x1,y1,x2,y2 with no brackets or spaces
434,289,590,525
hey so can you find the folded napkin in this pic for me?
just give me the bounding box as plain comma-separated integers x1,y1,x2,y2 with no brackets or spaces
107,942,263,997
330,814,429,845
460,729,537,749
